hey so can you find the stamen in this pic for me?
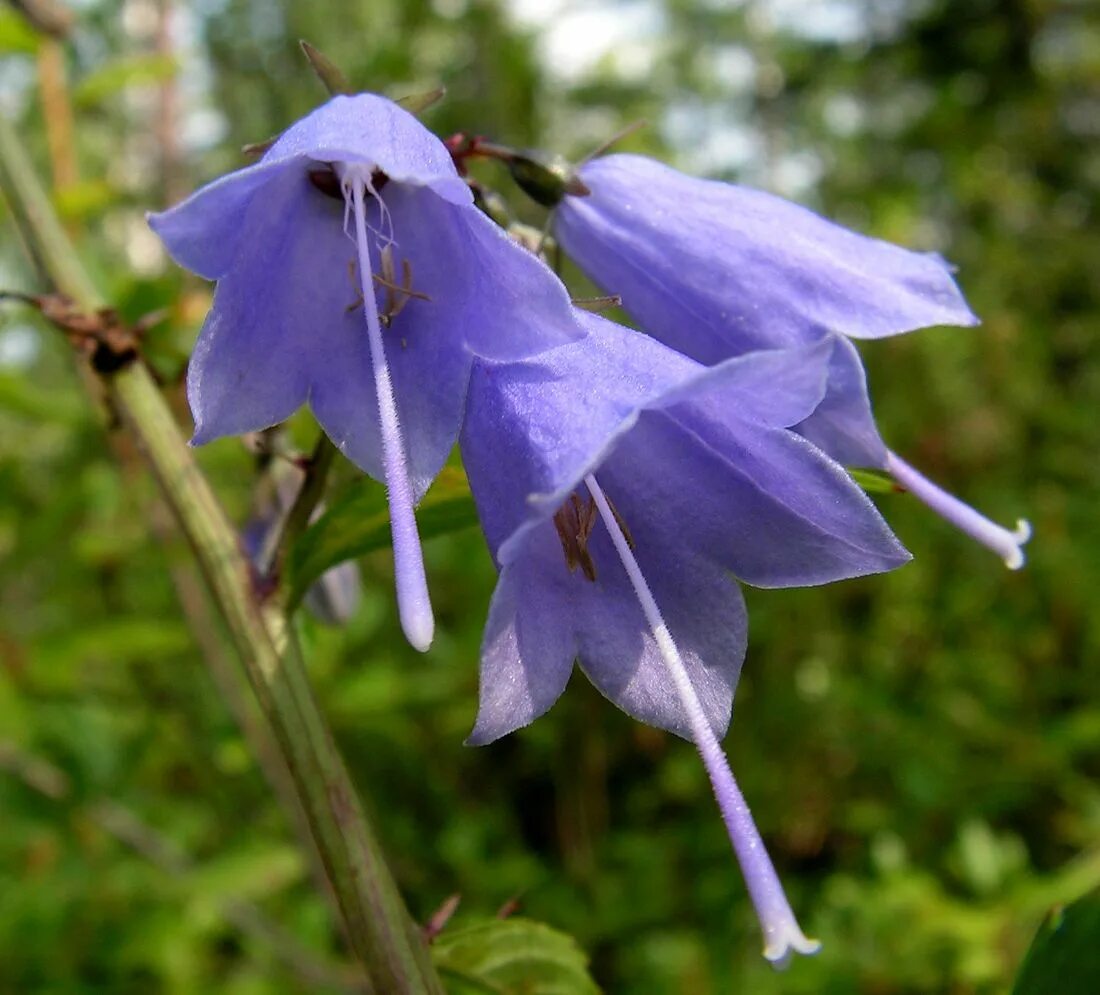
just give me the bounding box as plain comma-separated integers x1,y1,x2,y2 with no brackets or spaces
552,492,598,581
885,451,1031,570
341,164,434,651
583,473,820,967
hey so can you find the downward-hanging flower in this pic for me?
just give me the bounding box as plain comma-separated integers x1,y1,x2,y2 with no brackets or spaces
554,153,1030,569
149,94,584,649
460,312,909,964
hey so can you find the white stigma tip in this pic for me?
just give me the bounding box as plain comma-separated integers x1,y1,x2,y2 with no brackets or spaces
765,930,822,970
402,611,435,654
1003,519,1032,570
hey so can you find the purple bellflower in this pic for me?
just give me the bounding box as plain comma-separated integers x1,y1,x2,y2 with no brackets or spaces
460,312,909,964
149,94,584,650
554,154,1030,569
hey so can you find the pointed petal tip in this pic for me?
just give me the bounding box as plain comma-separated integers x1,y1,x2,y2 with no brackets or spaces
463,726,492,748
188,422,216,447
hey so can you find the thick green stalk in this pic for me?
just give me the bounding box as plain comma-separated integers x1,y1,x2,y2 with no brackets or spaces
0,113,443,995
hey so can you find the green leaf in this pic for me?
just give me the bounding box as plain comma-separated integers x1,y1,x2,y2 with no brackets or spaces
0,10,40,54
286,466,478,607
1012,890,1100,995
431,918,601,995
73,54,178,109
188,843,305,904
54,179,117,222
0,371,85,425
849,467,899,495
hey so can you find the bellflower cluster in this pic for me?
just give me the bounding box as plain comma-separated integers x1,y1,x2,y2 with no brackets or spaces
149,94,584,650
555,154,1030,569
152,87,1022,968
461,312,907,962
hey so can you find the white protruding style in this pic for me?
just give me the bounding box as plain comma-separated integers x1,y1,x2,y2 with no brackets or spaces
341,163,434,651
885,451,1031,570
583,473,820,967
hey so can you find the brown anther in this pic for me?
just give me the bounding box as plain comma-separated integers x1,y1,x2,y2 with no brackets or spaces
571,294,622,313
607,495,636,551
374,247,430,327
553,492,599,582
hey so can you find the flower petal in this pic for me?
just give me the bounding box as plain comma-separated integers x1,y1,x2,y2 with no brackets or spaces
556,154,979,364
461,316,696,556
571,506,748,740
619,408,910,587
458,209,587,361
467,525,579,745
186,165,340,443
795,335,889,469
309,185,474,499
148,158,296,281
264,94,471,206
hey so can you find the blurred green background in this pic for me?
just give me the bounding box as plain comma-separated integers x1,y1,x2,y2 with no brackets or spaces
1,0,1098,992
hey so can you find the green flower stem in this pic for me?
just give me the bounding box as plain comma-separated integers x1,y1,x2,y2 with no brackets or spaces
0,114,443,995
258,432,339,579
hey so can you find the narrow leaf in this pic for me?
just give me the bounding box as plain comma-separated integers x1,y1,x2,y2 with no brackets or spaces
1013,890,1100,995
431,918,601,995
300,40,352,96
849,467,900,495
287,466,478,607
396,86,447,115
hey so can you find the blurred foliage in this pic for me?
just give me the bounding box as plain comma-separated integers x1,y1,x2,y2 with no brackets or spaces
1,0,1098,992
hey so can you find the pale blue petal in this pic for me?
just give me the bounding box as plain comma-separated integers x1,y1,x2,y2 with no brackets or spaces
556,153,979,364
467,526,579,745
795,335,889,469
186,165,336,442
264,93,471,206
148,158,296,280
618,409,910,587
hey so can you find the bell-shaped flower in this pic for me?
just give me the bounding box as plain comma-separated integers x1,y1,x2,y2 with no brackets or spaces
554,153,1029,569
149,94,584,649
460,312,909,964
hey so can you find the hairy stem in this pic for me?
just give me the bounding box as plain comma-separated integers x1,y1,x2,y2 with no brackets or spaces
0,112,443,995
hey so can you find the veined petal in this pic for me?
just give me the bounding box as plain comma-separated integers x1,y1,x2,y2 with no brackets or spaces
466,527,580,745
652,336,833,429
795,335,889,469
556,153,979,363
461,316,698,556
463,314,849,570
148,158,298,281
639,410,910,586
186,165,338,443
572,512,748,740
459,207,587,361
264,94,471,206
